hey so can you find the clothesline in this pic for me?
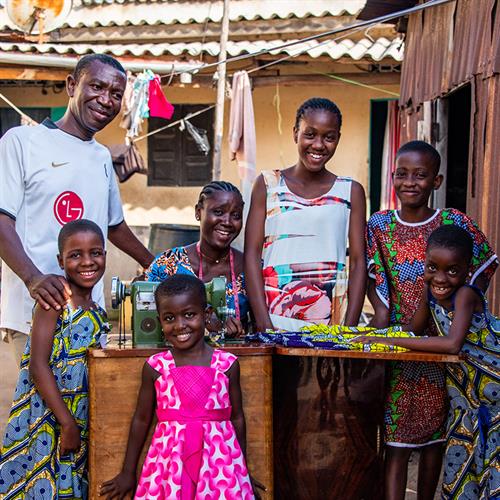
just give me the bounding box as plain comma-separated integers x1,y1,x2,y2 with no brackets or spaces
133,104,216,142
308,70,400,97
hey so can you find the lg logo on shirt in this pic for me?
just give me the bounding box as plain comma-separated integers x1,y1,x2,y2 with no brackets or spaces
53,191,84,225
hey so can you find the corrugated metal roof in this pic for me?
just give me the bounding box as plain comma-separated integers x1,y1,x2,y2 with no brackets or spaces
0,36,404,61
78,0,365,15
0,0,366,29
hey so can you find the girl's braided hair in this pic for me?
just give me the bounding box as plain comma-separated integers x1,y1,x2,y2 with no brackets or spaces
196,181,243,208
294,97,342,130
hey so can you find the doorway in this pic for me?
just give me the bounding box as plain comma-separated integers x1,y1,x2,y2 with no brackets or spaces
369,98,399,214
445,84,471,212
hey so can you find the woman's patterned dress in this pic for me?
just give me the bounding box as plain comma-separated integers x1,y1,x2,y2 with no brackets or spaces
135,349,254,499
262,170,352,331
0,306,108,499
366,208,498,446
145,246,250,323
429,286,499,499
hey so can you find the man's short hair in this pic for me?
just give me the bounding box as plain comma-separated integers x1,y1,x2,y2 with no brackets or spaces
73,54,126,82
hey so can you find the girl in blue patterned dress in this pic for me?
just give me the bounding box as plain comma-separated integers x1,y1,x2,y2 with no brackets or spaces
0,219,109,499
146,181,250,336
360,225,499,500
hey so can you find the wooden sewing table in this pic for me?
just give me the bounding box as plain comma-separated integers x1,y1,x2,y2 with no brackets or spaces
87,345,460,499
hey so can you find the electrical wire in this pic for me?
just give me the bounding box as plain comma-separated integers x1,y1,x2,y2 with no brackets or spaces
159,0,452,79
309,70,400,97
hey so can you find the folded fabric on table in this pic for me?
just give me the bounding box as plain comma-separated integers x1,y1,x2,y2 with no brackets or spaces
245,325,415,352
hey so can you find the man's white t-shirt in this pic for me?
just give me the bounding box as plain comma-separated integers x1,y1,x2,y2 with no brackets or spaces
0,119,124,334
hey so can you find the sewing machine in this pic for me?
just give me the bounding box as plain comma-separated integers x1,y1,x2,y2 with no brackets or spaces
110,276,229,346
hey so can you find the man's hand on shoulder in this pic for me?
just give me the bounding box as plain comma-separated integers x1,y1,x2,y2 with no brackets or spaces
26,273,71,311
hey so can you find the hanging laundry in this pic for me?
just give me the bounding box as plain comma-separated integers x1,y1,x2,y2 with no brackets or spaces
228,70,257,222
180,119,210,155
119,71,136,132
380,101,400,210
148,75,175,120
125,70,154,139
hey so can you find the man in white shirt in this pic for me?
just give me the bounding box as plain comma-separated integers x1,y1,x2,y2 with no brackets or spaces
0,54,154,363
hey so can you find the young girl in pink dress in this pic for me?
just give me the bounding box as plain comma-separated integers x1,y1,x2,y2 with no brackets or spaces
100,274,255,499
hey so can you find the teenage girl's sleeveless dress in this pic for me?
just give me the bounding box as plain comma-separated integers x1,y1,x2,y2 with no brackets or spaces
135,349,254,499
261,170,352,331
429,286,499,499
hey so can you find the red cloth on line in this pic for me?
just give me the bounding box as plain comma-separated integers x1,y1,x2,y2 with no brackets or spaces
148,75,174,119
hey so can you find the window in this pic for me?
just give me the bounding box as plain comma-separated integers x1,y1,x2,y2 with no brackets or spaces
0,107,51,136
147,104,214,187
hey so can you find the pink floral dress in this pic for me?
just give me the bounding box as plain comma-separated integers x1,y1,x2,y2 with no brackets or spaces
135,349,254,500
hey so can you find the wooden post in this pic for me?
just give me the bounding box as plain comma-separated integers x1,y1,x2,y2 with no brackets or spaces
212,0,230,181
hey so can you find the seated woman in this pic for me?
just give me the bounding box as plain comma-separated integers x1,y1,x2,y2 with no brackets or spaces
145,181,250,336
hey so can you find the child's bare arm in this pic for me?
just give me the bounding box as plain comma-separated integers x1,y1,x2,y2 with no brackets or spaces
100,362,158,499
244,176,274,332
227,360,246,457
367,279,389,328
29,304,80,455
364,287,479,354
345,181,367,326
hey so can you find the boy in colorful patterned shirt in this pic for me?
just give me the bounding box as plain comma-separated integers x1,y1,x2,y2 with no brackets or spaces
366,140,498,500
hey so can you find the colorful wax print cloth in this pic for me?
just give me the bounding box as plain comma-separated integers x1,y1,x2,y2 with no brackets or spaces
429,286,500,500
247,325,414,352
135,349,254,499
261,170,352,331
366,208,498,447
0,305,108,499
145,246,250,323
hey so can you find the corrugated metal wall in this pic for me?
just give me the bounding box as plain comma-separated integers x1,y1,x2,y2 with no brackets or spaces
399,0,500,313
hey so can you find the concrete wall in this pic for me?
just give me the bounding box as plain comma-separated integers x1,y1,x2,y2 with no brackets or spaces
106,81,400,227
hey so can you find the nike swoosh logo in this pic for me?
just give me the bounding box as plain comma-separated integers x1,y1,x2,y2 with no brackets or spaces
51,161,69,168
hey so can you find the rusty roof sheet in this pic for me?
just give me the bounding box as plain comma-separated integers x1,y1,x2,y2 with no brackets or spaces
0,36,404,61
400,0,500,108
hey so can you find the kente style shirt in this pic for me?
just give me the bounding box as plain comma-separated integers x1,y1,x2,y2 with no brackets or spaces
366,208,498,325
